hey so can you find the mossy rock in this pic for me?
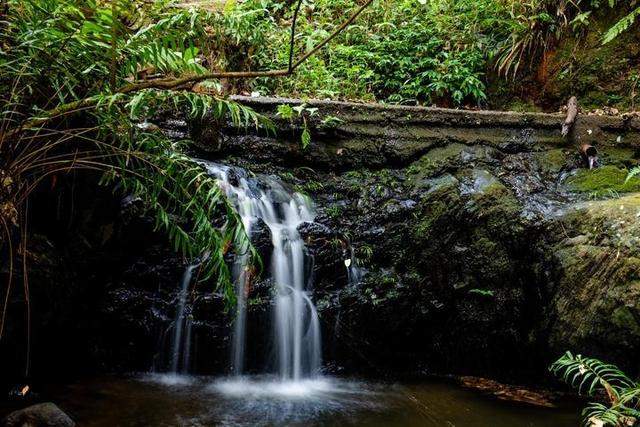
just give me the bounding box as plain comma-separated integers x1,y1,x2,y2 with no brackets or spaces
600,147,640,169
566,165,640,194
547,194,640,368
534,149,569,176
407,144,495,183
468,177,521,218
407,144,467,180
560,194,640,249
413,175,460,238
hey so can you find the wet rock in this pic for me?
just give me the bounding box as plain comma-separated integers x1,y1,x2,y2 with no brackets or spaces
498,128,537,153
188,115,225,153
459,169,500,195
12,102,640,386
248,218,272,259
2,403,75,427
298,221,344,288
298,221,332,240
544,194,640,374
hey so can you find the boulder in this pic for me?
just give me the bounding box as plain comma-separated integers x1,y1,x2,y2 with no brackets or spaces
545,194,640,373
2,403,75,427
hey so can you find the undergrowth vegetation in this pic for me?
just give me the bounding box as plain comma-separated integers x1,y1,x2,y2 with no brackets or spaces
0,0,375,349
211,0,640,108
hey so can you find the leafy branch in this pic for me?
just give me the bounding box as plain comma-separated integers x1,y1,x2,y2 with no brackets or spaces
550,352,640,426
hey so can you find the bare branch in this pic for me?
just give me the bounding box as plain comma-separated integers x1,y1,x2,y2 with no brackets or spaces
288,0,304,72
291,0,375,70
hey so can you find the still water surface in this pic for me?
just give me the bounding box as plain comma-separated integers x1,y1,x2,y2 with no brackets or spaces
44,374,579,426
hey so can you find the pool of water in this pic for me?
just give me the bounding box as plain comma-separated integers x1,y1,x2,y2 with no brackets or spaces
33,374,578,426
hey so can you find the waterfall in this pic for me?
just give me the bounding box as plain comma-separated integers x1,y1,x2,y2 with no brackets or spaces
170,265,196,374
345,246,365,285
203,162,322,381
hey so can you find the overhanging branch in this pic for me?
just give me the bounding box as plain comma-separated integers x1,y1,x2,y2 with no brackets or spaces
1,0,375,140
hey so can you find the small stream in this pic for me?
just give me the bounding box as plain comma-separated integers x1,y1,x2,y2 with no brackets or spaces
38,375,579,426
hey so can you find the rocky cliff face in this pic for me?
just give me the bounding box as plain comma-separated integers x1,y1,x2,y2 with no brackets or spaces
187,98,640,380
4,99,640,385
545,195,640,369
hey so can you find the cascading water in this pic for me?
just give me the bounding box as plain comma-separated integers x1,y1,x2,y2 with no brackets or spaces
169,264,196,374
345,246,365,285
203,162,322,381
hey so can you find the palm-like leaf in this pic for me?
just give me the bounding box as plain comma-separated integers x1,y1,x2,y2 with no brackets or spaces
551,352,640,426
1,0,273,308
603,6,640,44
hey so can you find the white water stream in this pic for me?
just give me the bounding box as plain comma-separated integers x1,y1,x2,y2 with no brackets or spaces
169,265,197,374
204,162,322,381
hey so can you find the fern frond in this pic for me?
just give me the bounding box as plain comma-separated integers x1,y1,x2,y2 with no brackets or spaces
626,166,640,183
551,353,640,427
550,352,635,397
603,6,640,44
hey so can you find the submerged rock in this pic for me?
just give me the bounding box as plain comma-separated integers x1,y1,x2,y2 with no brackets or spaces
2,403,75,427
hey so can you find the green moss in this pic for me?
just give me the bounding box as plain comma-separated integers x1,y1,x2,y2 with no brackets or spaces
508,99,543,113
534,149,568,175
297,180,325,193
325,205,343,218
470,179,523,238
600,147,639,169
413,175,460,237
611,306,640,335
415,200,448,237
475,181,519,209
567,166,640,194
469,234,511,279
407,144,467,180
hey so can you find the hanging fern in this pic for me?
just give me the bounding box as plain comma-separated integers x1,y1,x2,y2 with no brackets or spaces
0,0,275,310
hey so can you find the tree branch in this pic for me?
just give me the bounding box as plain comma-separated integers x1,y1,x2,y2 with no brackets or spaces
1,0,375,140
291,0,374,70
288,0,304,72
562,96,578,138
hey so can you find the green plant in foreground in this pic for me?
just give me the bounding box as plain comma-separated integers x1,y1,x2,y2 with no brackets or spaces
0,0,270,314
0,0,378,378
276,103,318,149
1,0,374,322
551,352,640,426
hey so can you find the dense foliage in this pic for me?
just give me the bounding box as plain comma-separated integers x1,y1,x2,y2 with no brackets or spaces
551,352,640,426
0,0,267,323
210,0,640,108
